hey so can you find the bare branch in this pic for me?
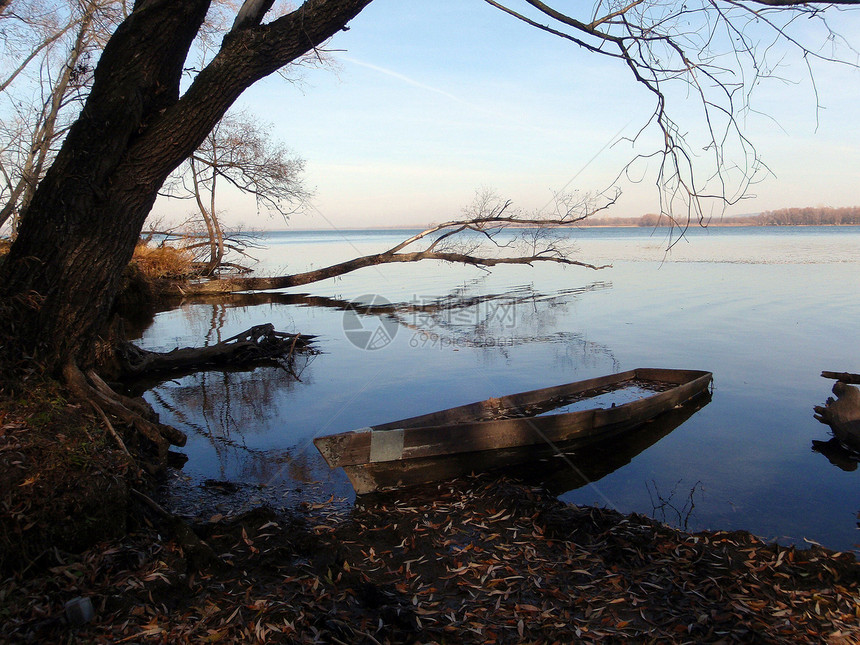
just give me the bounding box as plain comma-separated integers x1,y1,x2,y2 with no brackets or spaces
230,0,277,33
165,190,615,296
0,18,75,94
481,0,859,234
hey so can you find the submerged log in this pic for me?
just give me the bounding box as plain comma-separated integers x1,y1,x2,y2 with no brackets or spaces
116,323,315,380
814,380,860,453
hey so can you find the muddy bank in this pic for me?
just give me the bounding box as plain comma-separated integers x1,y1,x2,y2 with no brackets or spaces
3,474,858,644
1,379,858,643
0,384,137,572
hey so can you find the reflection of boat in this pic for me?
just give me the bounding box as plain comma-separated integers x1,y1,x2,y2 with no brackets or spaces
500,391,712,494
314,368,713,494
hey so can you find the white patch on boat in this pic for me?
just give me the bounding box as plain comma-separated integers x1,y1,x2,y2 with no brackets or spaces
370,428,405,463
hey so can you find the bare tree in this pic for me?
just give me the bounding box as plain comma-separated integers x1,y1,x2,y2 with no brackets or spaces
162,110,309,275
0,0,127,232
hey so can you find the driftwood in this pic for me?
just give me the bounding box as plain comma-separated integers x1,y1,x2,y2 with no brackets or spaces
116,323,314,380
814,376,860,453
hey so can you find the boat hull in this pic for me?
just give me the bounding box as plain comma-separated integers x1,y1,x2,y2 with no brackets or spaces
314,368,713,494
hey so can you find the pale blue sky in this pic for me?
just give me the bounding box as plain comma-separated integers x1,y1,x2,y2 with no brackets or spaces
158,1,860,229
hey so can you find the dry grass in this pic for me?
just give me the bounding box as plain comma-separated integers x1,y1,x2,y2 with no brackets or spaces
131,242,194,279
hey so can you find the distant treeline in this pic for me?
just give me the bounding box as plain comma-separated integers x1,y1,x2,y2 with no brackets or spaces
733,207,860,226
581,206,860,227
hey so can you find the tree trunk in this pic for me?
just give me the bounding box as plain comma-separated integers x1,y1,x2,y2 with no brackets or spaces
0,0,373,374
0,0,213,371
189,155,223,276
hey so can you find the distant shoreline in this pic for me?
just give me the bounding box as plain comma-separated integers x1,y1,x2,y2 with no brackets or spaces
272,221,860,232
272,207,860,232
571,221,860,229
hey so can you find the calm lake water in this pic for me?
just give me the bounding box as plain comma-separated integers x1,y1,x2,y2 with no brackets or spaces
135,226,860,551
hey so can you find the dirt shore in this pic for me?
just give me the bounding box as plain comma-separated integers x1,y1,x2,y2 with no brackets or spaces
1,386,858,644
3,471,859,644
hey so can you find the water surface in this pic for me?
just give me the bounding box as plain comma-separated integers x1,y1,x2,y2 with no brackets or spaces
136,226,860,551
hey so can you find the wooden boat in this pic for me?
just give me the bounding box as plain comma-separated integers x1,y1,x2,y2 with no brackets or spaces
314,368,713,494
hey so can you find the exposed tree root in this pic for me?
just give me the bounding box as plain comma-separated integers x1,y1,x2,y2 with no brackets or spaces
56,324,314,474
62,361,186,472
89,400,134,461
115,323,315,380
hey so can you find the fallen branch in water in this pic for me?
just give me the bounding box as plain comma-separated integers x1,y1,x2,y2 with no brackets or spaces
115,323,315,380
164,191,616,296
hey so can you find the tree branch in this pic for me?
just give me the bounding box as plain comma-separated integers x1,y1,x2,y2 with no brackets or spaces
162,191,614,295
230,0,277,33
481,0,859,233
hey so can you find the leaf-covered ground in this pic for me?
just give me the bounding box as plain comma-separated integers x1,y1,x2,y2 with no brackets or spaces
2,476,858,644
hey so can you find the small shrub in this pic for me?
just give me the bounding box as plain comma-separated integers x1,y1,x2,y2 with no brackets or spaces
131,242,194,279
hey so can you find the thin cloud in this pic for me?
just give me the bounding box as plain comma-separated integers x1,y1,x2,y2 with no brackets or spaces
340,55,491,113
339,55,610,143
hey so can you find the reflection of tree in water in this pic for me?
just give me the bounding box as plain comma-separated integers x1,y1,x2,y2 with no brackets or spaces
141,279,616,361
153,366,303,438
237,447,323,486
187,279,614,359
147,356,314,482
143,280,618,489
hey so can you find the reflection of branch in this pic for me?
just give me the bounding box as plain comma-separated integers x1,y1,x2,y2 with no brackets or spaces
130,282,617,364
148,386,280,457
156,282,611,326
647,479,703,531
